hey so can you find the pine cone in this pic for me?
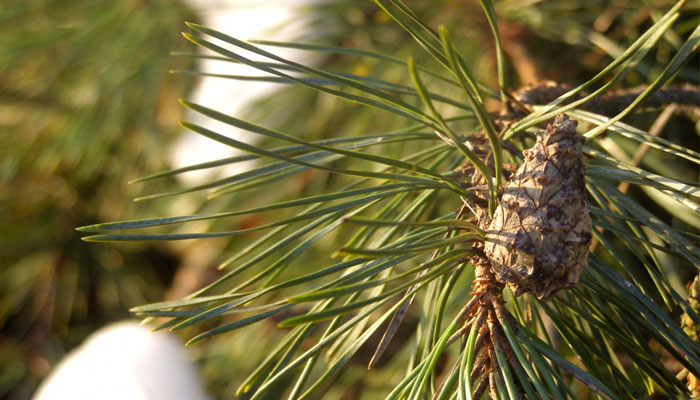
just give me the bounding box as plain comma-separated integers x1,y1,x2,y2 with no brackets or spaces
681,274,700,395
484,114,592,300
682,275,700,342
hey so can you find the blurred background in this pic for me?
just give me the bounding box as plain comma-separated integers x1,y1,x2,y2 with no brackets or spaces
1,0,696,399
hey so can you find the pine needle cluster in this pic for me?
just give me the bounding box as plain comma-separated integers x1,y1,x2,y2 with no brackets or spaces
81,1,699,398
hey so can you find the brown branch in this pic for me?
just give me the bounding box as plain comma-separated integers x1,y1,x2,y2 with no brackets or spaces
510,82,699,117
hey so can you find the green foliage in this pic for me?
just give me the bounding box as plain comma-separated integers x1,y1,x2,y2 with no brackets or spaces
0,1,196,398
81,0,699,399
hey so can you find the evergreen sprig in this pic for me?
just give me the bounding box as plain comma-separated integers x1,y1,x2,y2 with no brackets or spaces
82,1,699,398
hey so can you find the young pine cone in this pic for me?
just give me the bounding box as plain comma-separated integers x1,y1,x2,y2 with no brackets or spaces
484,114,592,300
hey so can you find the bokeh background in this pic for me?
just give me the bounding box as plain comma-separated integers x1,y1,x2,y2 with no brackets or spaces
2,1,696,399
1,1,196,398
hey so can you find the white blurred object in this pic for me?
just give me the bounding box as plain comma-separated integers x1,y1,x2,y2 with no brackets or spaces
172,0,316,185
32,321,211,400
